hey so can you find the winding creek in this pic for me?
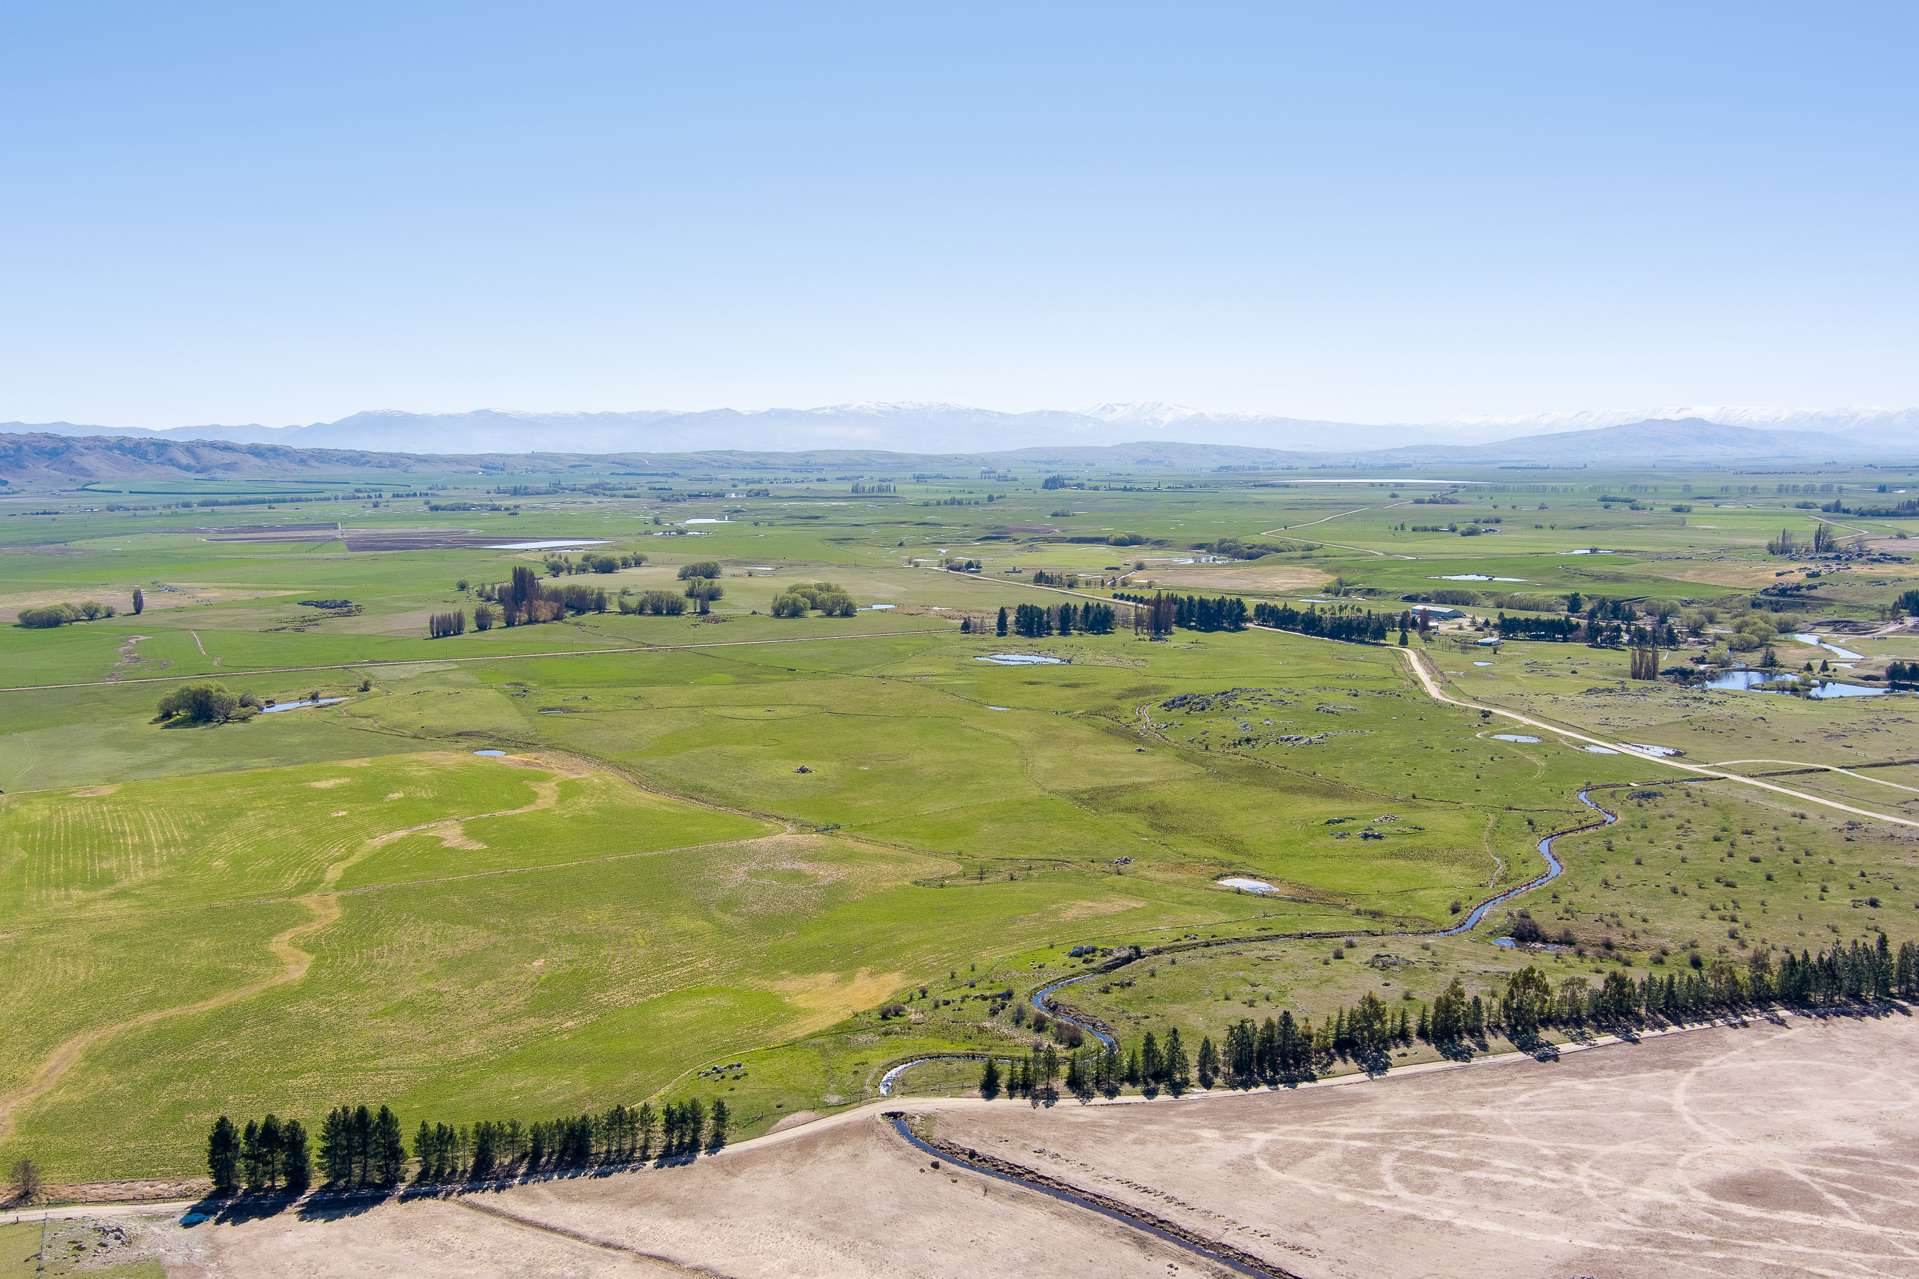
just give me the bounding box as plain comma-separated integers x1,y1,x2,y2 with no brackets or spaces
879,788,1619,1097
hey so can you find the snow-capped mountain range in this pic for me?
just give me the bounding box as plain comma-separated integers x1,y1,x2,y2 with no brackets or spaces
0,402,1912,459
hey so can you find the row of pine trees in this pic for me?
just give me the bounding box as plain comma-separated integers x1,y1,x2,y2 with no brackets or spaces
207,1099,727,1198
981,935,1919,1100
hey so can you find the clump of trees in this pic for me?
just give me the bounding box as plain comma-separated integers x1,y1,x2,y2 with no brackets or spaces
1629,638,1660,680
542,551,646,576
1246,599,1385,643
617,589,688,616
1114,591,1253,636
676,561,723,581
17,600,116,628
1767,523,1839,557
155,683,259,725
1204,537,1290,560
427,610,467,639
1003,600,1116,637
469,566,611,628
772,582,856,618
208,1113,312,1195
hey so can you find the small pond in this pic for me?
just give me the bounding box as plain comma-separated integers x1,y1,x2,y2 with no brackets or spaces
485,538,609,550
472,748,507,757
1217,876,1282,895
1793,633,1866,661
976,654,1066,666
1436,574,1527,582
1490,733,1540,743
1700,669,1887,699
260,697,346,713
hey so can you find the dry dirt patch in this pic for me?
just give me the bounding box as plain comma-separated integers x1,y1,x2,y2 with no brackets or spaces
937,1013,1919,1279
1138,562,1331,594
0,583,268,624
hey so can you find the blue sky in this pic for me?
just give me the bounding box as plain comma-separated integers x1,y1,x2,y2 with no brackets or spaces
3,1,1914,426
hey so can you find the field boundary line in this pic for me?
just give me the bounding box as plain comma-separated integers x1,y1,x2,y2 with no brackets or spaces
1705,758,1919,796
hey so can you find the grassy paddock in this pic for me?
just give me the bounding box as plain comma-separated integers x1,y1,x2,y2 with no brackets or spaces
2,460,1916,1181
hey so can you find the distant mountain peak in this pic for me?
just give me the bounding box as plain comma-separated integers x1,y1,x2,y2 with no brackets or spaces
1083,401,1206,425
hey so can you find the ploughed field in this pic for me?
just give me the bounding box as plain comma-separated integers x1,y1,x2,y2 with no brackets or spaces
1,462,1916,1184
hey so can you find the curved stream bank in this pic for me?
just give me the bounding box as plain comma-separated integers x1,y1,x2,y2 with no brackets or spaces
880,788,1619,1097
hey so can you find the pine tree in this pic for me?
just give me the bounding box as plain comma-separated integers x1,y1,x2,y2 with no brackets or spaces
241,1120,265,1191
318,1108,350,1186
259,1114,285,1190
281,1119,312,1194
1140,1032,1162,1087
638,1102,657,1158
1163,1028,1191,1093
707,1100,729,1153
207,1116,240,1195
374,1106,406,1186
1196,1035,1219,1089
349,1105,374,1187
995,606,1008,637
685,1099,707,1157
414,1121,436,1183
979,1058,1002,1099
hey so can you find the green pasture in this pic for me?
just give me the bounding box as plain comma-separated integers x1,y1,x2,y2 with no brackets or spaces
1,460,1916,1183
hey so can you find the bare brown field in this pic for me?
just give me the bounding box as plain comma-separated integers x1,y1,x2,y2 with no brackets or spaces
0,584,269,624
72,1012,1919,1278
1137,561,1331,594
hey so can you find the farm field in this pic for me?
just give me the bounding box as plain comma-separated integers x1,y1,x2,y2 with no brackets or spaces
2,458,1918,1189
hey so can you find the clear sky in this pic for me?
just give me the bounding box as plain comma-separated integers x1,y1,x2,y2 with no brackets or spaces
3,1,1914,427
